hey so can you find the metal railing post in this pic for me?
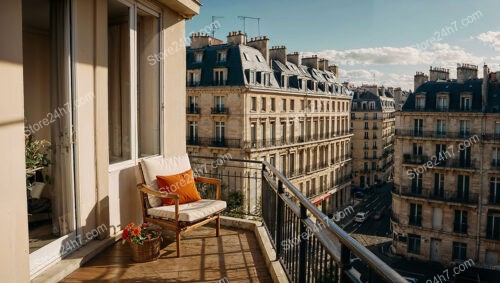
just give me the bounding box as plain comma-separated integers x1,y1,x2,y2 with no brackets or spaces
276,180,284,260
339,244,351,282
298,203,307,283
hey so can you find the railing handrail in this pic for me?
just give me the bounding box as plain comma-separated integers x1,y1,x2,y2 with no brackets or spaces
262,160,408,283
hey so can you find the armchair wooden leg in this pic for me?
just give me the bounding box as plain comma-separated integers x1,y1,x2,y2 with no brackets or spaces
176,231,181,257
216,214,221,237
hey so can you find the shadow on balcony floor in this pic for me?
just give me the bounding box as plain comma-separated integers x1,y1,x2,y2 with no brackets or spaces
61,226,272,283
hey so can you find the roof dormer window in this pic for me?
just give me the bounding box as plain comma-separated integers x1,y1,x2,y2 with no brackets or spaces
256,54,263,62
415,94,426,110
194,52,203,63
436,93,449,111
217,50,227,62
243,52,250,61
460,93,472,111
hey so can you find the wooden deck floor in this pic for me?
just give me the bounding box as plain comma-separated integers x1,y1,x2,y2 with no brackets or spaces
61,226,273,283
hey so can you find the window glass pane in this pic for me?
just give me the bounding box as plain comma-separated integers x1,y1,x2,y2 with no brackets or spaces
108,0,132,163
137,9,160,158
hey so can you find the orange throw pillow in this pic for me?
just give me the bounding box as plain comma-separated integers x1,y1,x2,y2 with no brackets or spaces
156,169,201,205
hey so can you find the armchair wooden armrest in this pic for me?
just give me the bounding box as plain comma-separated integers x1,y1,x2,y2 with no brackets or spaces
138,184,179,200
194,177,221,200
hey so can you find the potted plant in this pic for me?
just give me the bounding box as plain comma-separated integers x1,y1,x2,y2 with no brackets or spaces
122,222,161,262
25,134,51,198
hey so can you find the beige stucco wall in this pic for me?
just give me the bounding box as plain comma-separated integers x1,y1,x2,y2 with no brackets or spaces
0,0,30,281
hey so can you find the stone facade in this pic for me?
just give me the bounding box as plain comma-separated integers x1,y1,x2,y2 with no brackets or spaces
392,64,500,269
351,86,396,188
186,32,353,214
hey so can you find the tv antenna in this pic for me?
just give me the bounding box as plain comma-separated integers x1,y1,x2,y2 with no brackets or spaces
237,16,261,35
211,16,224,37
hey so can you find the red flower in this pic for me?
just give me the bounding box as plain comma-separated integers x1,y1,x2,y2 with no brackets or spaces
122,228,130,241
132,226,141,237
141,223,149,227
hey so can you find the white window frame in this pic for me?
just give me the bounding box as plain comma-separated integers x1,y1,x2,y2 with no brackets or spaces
109,0,163,172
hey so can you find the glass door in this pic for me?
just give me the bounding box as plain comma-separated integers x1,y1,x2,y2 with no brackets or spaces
23,0,78,277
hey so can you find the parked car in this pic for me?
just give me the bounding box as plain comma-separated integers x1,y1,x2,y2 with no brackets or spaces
354,212,367,223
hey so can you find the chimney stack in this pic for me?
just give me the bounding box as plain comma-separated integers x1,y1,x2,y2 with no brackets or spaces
429,66,450,81
457,63,478,83
302,55,319,69
269,46,287,65
319,58,329,71
247,36,270,64
327,65,339,77
226,31,247,45
287,52,301,66
190,33,223,48
414,71,429,91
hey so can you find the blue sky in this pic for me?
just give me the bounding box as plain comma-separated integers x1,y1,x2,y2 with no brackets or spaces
187,0,500,90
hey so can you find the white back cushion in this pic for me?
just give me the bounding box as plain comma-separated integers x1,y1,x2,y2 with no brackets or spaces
140,153,191,184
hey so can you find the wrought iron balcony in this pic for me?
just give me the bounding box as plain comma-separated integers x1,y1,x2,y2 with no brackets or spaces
393,186,478,204
186,136,240,148
396,129,479,140
186,106,201,114
211,107,229,114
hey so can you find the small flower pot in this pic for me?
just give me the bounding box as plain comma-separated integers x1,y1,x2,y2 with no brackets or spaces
129,236,161,262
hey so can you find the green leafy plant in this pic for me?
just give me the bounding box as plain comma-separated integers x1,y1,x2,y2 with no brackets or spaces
25,134,51,188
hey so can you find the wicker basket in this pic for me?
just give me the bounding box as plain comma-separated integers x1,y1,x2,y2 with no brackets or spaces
130,236,161,262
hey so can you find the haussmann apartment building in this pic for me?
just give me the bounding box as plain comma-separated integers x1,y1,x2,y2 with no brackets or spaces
351,85,396,188
185,31,353,215
392,64,500,271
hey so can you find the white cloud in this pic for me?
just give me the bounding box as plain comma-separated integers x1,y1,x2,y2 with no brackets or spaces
476,31,500,51
338,69,414,91
303,43,483,67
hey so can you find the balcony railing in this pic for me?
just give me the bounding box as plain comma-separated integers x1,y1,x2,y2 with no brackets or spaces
211,107,229,114
262,161,406,283
189,155,406,282
394,186,478,204
396,129,479,140
402,154,476,169
186,106,201,114
186,137,240,148
245,133,352,149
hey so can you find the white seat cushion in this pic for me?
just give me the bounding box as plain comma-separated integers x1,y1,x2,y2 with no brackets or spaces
147,200,227,222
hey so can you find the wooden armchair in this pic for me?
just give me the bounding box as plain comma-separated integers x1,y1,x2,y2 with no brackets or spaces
137,154,226,257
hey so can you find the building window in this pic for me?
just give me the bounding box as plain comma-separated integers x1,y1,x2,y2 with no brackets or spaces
290,99,295,111
188,121,198,141
413,119,423,136
364,132,369,139
243,52,250,61
271,98,276,111
409,203,422,226
373,113,377,119
495,122,500,139
214,96,224,112
407,234,421,254
452,242,467,261
364,151,368,158
251,97,257,111
364,122,369,130
460,94,472,111
215,121,225,142
412,174,423,194
413,143,423,155
260,123,266,143
492,148,500,168
436,94,448,111
434,173,444,197
490,177,500,204
415,95,425,110
280,74,286,88
459,120,470,137
216,50,227,62
187,70,200,86
213,68,227,85
250,123,256,147
282,99,287,112
372,151,377,158
300,100,305,111
188,96,199,114
454,210,468,234
436,120,446,136
457,175,470,201
486,212,500,240
108,5,161,164
194,52,203,63
270,122,276,145
269,154,275,166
